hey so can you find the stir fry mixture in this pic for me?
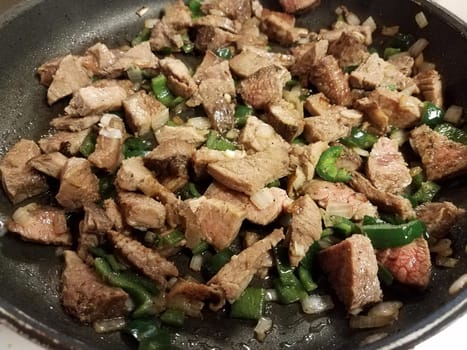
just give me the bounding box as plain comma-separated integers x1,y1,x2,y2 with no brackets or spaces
1,0,467,348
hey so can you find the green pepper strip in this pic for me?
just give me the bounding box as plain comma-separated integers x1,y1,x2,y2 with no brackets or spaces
274,247,307,304
434,123,467,145
157,229,185,248
79,133,97,157
205,131,237,151
378,264,394,286
234,104,252,128
330,216,360,237
215,47,232,59
412,181,440,205
94,258,155,318
99,174,116,200
316,145,352,182
123,137,153,159
362,220,426,249
343,65,358,73
120,271,160,295
266,179,280,188
151,74,178,107
421,102,445,128
88,246,126,272
188,0,204,19
131,27,152,47
191,240,210,255
297,266,318,293
340,128,378,150
160,309,185,327
390,32,415,51
203,248,234,278
383,47,401,60
292,137,306,145
178,182,201,200
181,32,194,54
230,287,266,320
123,319,172,350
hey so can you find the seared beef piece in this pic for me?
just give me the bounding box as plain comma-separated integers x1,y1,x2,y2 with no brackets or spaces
47,55,92,105
207,146,290,196
319,234,383,312
166,279,224,317
62,250,130,323
310,55,352,106
110,42,159,75
279,0,320,13
304,180,377,220
367,137,411,194
349,53,417,92
7,203,71,245
29,152,68,179
327,31,369,69
290,40,329,85
88,115,125,173
56,157,100,211
260,9,308,45
265,99,305,142
194,15,237,33
208,228,285,305
118,192,166,231
304,92,332,116
288,195,322,266
410,125,467,181
123,91,169,136
354,97,389,135
192,147,247,178
238,116,287,152
368,87,422,129
201,0,252,21
388,52,414,77
150,20,184,53
415,201,465,239
77,225,99,265
319,23,373,46
159,57,198,99
107,230,178,286
185,196,246,250
349,171,415,220
84,43,119,78
162,0,193,29
204,182,290,226
37,56,63,86
103,198,125,232
377,238,431,289
191,51,224,84
235,18,269,50
50,115,100,132
155,125,208,147
414,69,443,108
38,129,90,156
0,139,48,204
195,26,239,52
238,65,291,110
243,231,274,278
229,46,294,78
144,140,195,179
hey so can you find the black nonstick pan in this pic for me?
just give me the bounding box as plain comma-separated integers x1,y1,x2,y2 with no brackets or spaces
0,1,466,349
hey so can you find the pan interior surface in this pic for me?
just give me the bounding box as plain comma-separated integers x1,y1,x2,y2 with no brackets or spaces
0,0,466,349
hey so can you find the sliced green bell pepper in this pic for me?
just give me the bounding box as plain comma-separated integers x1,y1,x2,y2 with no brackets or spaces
316,145,352,182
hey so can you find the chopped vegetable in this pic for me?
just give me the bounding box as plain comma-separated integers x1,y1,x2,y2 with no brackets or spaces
151,74,179,107
412,181,440,204
421,102,444,128
123,137,153,159
343,65,358,73
160,309,185,327
316,146,352,182
434,123,467,145
415,11,429,29
383,47,401,60
203,248,234,278
123,319,172,350
79,133,97,157
99,175,116,200
205,131,237,151
254,317,273,342
390,32,415,50
157,229,185,248
230,287,266,320
181,32,194,54
377,264,394,286
300,294,334,315
341,128,378,150
362,220,426,249
330,216,360,237
131,27,151,47
188,0,203,19
178,182,201,200
215,47,232,59
88,246,126,272
234,104,253,127
191,240,210,255
274,247,307,304
297,265,318,292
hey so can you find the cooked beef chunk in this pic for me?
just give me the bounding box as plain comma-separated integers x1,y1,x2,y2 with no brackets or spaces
159,57,198,99
238,65,291,110
50,115,100,132
207,146,290,196
367,137,411,194
235,18,269,50
208,228,285,305
47,55,92,105
319,23,373,46
377,238,431,289
368,87,422,129
0,139,48,204
191,51,224,84
194,15,237,33
310,55,352,106
56,157,100,210
410,125,467,181
192,147,247,178
62,250,130,323
265,99,305,142
77,225,99,265
260,9,308,45
304,92,332,116
38,129,90,156
415,201,465,239
162,0,193,29
349,171,415,220
155,125,208,147
354,97,389,134
319,234,383,312
387,52,414,77
7,203,71,245
84,43,120,78
185,196,246,250
238,116,288,152
37,56,63,86
279,0,320,13
103,198,125,232
150,20,184,53
107,230,178,286
243,231,274,278
118,192,166,231
201,0,252,21
414,69,443,108
288,195,322,266
144,140,195,179
123,91,169,136
110,42,159,75
327,31,369,69
195,26,239,52
290,40,329,85
29,152,68,179
304,180,377,220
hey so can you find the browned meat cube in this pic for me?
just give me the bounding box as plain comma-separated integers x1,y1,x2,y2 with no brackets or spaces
238,116,287,152
279,0,320,13
377,238,431,289
201,0,252,21
37,56,63,87
328,31,369,69
50,115,100,132
288,195,322,266
7,203,71,245
110,42,159,75
62,250,130,322
103,198,125,232
260,9,308,45
290,40,329,85
387,52,414,77
319,235,383,312
107,230,178,286
0,139,48,204
235,18,268,50
410,125,467,181
155,125,208,147
354,97,389,135
150,20,184,53
83,43,120,78
265,99,305,142
414,69,443,108
304,92,332,116
123,91,169,136
38,129,90,156
162,0,193,29
367,137,411,194
208,228,285,305
195,26,238,52
159,57,198,99
191,51,224,84
118,192,166,231
238,65,291,110
320,23,373,46
192,147,247,178
56,157,100,210
193,15,237,33
415,201,465,239
29,152,68,179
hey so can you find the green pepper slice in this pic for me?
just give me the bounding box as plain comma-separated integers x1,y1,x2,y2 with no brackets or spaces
316,146,352,182
123,137,153,159
383,47,401,60
362,220,426,249
160,309,185,327
434,123,467,145
230,287,266,320
234,104,253,127
421,102,444,128
340,128,378,149
205,131,237,151
412,181,440,205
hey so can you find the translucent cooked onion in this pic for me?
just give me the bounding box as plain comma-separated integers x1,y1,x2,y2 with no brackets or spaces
449,274,467,295
409,38,429,57
362,16,377,31
435,256,459,268
186,117,211,129
390,129,408,146
250,188,275,210
144,18,159,29
254,317,273,342
136,6,149,17
349,314,396,329
415,11,429,29
345,12,361,26
189,254,203,272
368,301,403,318
444,105,463,125
265,289,279,302
382,25,399,36
300,294,334,315
360,333,388,346
326,201,354,218
352,147,369,157
430,238,452,256
93,317,126,333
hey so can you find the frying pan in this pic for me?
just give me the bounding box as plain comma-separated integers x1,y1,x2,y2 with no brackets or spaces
0,0,466,349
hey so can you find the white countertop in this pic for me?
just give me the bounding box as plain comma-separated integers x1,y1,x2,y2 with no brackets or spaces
0,0,466,349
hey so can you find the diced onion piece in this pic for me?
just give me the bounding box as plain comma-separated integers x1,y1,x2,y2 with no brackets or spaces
345,12,361,26
408,38,429,57
352,147,369,157
368,301,403,318
167,277,178,288
415,11,429,29
136,6,149,17
435,255,458,268
250,188,275,210
444,105,463,125
326,201,354,219
382,25,399,36
414,53,424,68
430,238,452,254
254,317,273,342
225,128,240,140
417,61,436,73
265,289,278,302
100,127,122,139
145,18,159,29
189,254,203,272
186,117,211,130
449,274,467,295
390,129,408,146
362,16,377,32
300,294,334,315
93,317,126,333
349,314,396,329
